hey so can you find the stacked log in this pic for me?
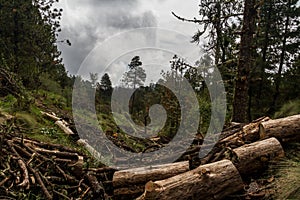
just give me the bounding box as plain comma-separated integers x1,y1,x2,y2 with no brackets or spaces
136,160,243,200
232,137,285,175
259,114,300,143
113,161,189,199
36,112,299,199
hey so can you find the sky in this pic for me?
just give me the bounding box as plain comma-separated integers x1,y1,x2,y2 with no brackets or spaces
56,0,203,85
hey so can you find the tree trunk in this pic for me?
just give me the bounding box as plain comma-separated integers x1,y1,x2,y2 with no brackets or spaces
232,0,257,123
232,137,284,176
270,0,291,114
137,160,243,200
259,114,300,143
258,2,272,102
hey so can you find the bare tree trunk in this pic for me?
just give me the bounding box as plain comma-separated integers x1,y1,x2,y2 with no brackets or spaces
270,0,291,114
232,0,257,123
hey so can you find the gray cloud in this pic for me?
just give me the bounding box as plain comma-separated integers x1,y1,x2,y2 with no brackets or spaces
57,0,200,75
58,0,158,74
106,11,157,29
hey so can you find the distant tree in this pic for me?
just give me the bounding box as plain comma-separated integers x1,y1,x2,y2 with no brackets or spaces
121,56,146,89
121,56,146,115
99,73,112,92
89,72,98,88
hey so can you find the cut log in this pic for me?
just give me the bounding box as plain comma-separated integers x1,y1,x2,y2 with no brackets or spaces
113,161,189,188
41,111,75,135
219,116,270,147
232,137,285,176
137,160,243,200
55,120,75,135
41,111,61,121
113,161,189,199
259,114,300,143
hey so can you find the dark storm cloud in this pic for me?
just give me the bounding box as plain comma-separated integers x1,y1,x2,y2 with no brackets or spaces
106,11,157,29
58,0,158,74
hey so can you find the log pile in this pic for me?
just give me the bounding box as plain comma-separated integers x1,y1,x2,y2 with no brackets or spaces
0,113,299,199
112,115,299,199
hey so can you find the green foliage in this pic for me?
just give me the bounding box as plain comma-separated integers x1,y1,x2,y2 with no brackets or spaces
274,100,300,119
0,95,18,112
15,112,40,130
39,72,63,94
0,0,70,90
37,90,67,109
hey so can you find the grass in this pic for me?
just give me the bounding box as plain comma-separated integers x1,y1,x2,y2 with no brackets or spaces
265,143,300,199
274,99,300,119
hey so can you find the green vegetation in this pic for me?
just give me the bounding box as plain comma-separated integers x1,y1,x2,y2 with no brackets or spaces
265,143,300,199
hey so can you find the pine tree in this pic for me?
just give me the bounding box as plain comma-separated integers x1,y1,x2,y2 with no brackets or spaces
0,0,68,89
99,73,112,92
121,56,146,89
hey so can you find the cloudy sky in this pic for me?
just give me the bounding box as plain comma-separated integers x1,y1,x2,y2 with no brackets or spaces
56,0,203,84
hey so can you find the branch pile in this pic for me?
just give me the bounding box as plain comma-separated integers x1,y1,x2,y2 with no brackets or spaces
0,126,116,199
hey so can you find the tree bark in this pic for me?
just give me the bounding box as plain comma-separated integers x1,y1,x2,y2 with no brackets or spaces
259,114,300,143
270,0,291,114
113,161,189,188
232,0,257,123
113,161,189,199
219,116,270,146
137,160,243,200
232,137,284,176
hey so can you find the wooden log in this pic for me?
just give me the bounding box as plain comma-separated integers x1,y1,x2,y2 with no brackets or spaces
41,111,75,135
233,137,285,176
113,161,189,188
34,147,79,159
85,173,106,200
137,160,243,200
259,114,300,143
219,117,270,146
76,139,103,161
17,159,30,189
41,111,61,121
55,120,75,135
